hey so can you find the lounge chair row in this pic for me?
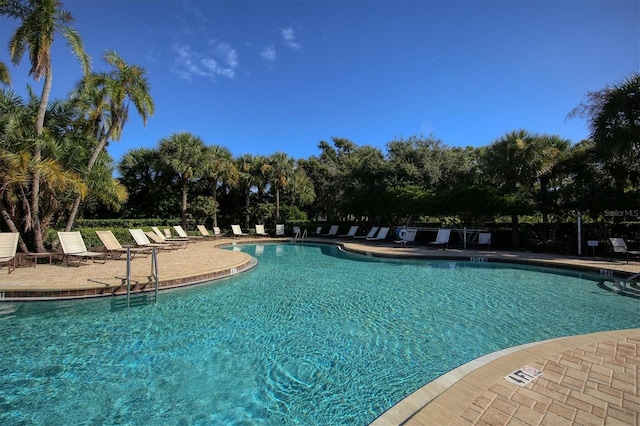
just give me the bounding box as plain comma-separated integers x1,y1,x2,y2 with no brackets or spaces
2,230,638,272
302,225,491,250
230,224,286,238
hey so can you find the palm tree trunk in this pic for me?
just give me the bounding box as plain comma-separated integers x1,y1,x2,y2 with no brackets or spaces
65,131,114,231
30,67,53,252
275,185,280,222
64,197,82,232
181,175,188,229
244,188,250,230
212,189,218,227
511,213,521,250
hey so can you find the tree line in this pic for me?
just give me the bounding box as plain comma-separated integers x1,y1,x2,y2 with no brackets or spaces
1,1,638,253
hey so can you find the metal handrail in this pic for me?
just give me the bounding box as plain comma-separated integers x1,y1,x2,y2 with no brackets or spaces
126,247,159,307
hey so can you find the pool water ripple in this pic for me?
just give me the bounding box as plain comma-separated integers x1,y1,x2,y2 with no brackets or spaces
0,243,638,425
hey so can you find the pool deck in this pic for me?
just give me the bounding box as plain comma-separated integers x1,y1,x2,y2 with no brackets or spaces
0,236,638,425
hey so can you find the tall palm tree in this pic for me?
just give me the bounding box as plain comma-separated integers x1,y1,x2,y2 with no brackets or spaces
534,134,571,223
480,129,547,249
0,87,86,249
2,0,90,252
0,149,31,252
202,145,239,227
236,154,266,229
262,152,294,222
159,132,206,229
65,50,154,230
568,72,640,190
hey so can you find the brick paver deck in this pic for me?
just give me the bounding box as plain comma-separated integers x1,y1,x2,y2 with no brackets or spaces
373,329,639,426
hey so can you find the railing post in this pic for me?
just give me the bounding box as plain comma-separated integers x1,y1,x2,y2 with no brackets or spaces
126,247,131,307
153,248,159,303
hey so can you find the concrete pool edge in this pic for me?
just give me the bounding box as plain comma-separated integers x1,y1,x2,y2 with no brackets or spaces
0,242,256,301
370,328,640,425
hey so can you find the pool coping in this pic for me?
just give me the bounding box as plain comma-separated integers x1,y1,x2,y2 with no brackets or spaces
2,237,637,302
0,241,257,301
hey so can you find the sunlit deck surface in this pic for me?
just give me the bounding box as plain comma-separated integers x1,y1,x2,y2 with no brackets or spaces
1,236,638,425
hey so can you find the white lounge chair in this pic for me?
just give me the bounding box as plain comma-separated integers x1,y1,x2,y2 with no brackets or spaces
255,224,269,237
322,225,339,237
129,229,174,250
339,225,359,238
275,224,285,237
477,232,491,249
173,225,203,241
610,237,640,263
293,226,301,238
57,231,107,266
231,224,249,237
153,226,188,242
367,227,390,241
430,229,451,249
354,226,379,239
148,229,188,248
95,230,151,259
394,227,417,247
197,225,223,239
0,232,20,273
145,231,182,249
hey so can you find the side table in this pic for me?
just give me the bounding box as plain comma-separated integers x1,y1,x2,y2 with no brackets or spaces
25,252,55,267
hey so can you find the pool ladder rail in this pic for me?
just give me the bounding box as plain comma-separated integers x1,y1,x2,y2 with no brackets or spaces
124,247,159,307
294,228,307,241
614,271,640,294
612,272,640,298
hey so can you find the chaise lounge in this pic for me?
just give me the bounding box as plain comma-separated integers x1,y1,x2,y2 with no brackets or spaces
609,237,640,263
231,224,249,237
96,230,151,259
0,232,20,273
430,228,451,249
58,231,108,266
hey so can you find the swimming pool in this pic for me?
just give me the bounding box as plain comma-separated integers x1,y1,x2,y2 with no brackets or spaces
0,243,637,425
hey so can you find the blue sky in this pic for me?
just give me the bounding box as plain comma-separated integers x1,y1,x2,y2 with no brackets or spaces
1,0,638,163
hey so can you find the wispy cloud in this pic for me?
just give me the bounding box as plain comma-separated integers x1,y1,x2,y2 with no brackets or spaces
281,27,302,50
171,40,239,81
260,45,276,62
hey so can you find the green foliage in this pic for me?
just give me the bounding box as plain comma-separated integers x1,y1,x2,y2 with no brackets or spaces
190,195,218,222
279,204,308,222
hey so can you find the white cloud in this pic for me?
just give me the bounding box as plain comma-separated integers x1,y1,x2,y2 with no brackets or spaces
215,42,239,68
171,41,239,81
281,26,301,50
260,45,276,62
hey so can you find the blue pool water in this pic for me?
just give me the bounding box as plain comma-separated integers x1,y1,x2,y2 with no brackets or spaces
0,243,638,425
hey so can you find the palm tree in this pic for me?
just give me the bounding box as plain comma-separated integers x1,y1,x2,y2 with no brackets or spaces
0,87,88,249
236,154,265,229
65,50,154,230
480,129,548,249
2,0,90,252
568,72,640,190
159,132,206,229
534,134,571,223
262,152,294,222
0,149,31,252
202,145,239,227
